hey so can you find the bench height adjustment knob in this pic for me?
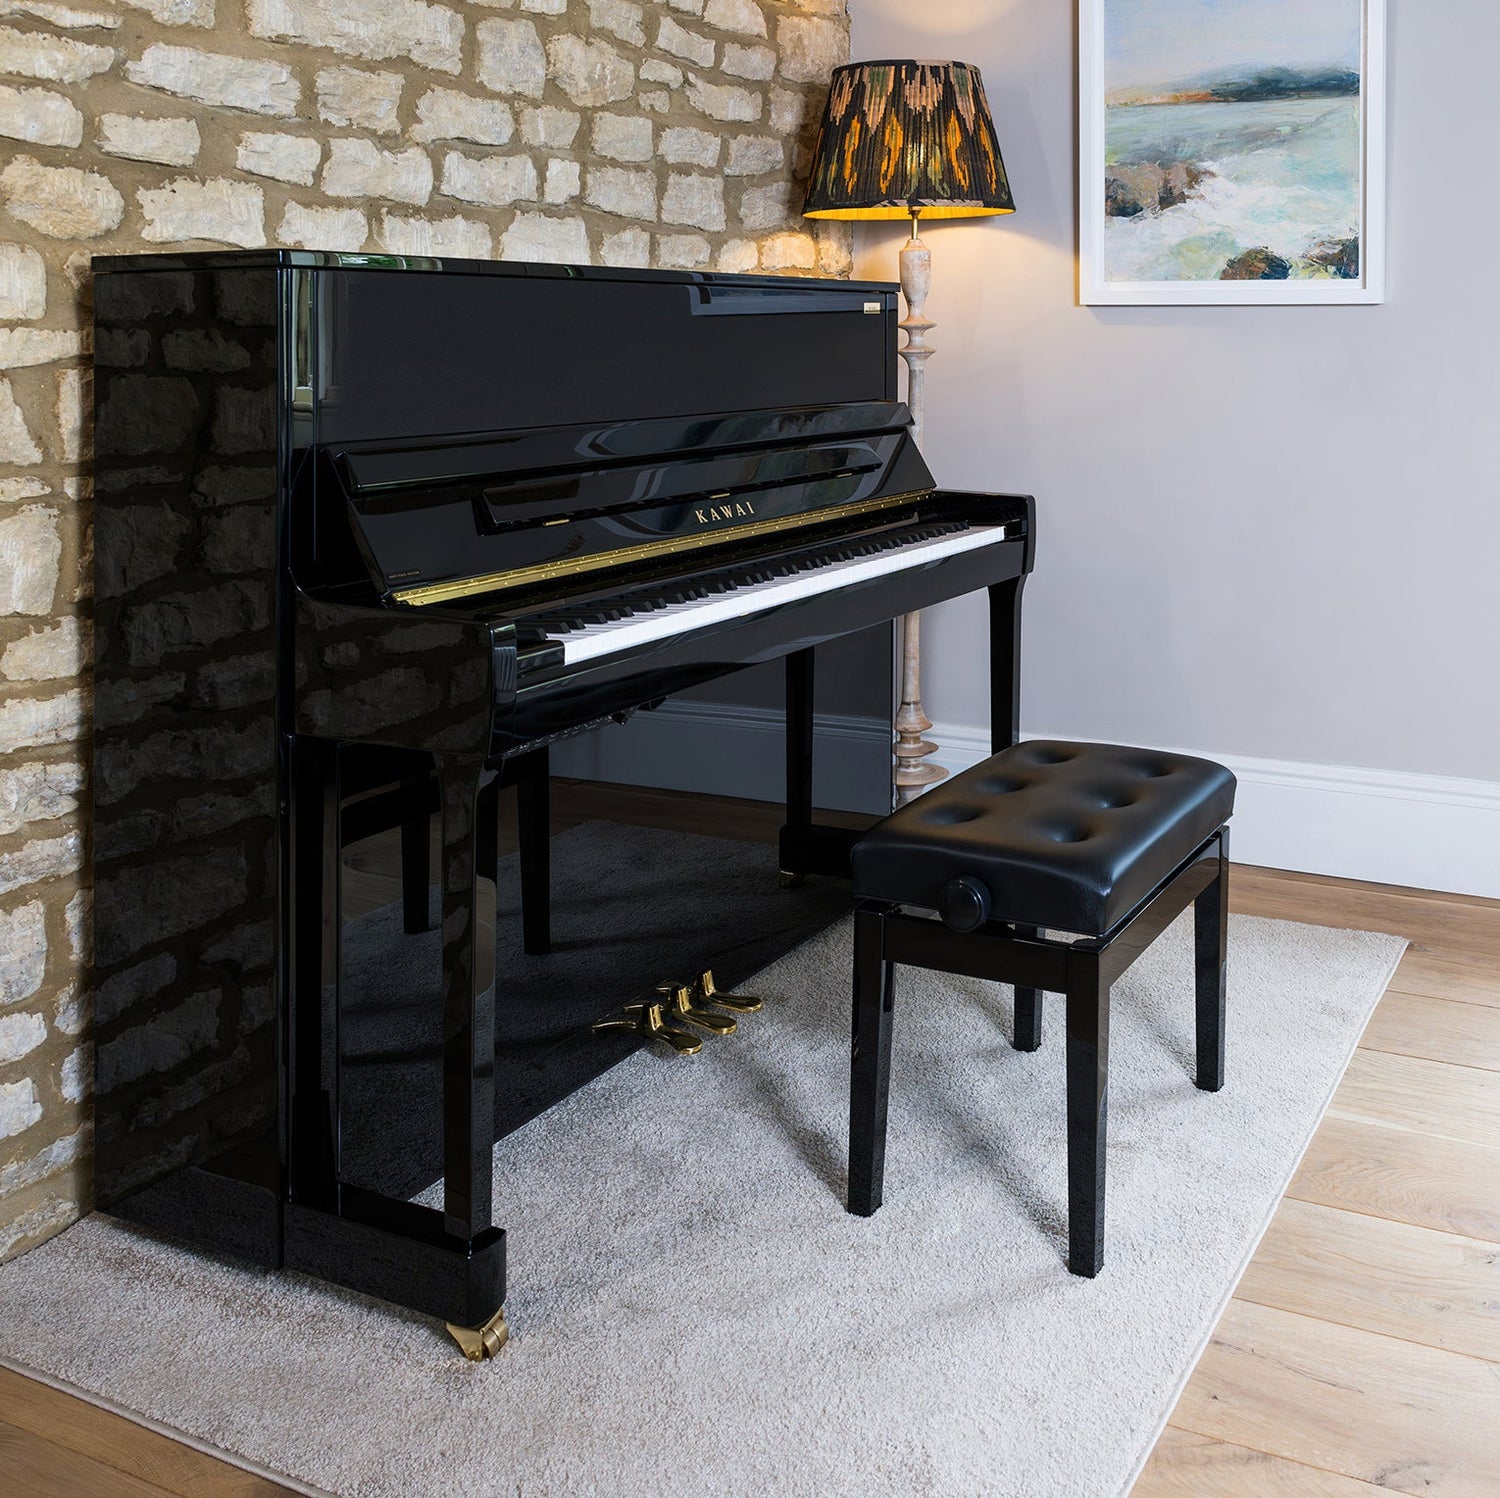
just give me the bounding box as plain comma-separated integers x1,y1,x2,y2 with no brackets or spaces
939,875,991,932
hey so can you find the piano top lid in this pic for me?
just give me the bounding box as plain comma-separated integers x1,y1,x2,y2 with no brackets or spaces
88,247,899,296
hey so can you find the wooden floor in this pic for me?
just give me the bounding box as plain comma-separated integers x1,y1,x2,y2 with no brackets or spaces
2,840,1497,1496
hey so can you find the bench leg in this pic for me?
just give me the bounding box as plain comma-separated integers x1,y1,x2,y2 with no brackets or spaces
1066,951,1109,1277
849,905,895,1217
1012,924,1042,1050
1194,828,1229,1092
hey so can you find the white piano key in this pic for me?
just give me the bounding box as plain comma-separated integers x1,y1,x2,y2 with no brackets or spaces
559,522,1012,665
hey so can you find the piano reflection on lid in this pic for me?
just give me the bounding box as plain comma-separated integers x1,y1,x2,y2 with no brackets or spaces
90,249,1034,1353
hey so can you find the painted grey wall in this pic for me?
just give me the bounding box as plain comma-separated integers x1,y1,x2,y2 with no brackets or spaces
852,0,1500,782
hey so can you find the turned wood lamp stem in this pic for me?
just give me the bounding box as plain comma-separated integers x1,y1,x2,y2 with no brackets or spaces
893,208,945,805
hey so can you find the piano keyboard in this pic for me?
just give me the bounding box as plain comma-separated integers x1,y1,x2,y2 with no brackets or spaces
532,520,1014,665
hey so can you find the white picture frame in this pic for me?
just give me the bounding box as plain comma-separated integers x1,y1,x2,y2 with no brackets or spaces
1079,0,1386,305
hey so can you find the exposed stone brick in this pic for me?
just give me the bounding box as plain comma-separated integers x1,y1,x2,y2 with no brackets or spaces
591,112,652,162
520,0,565,11
97,112,200,166
55,365,87,461
721,42,773,81
584,164,656,219
0,156,123,239
660,124,719,166
684,74,760,121
0,762,82,839
278,201,367,251
322,140,433,206
740,179,792,231
500,211,589,264
703,0,764,36
543,159,580,203
716,236,758,272
378,210,492,259
118,0,215,22
0,687,87,750
317,66,404,135
2,3,120,27
0,616,85,681
775,15,843,84
236,132,321,186
0,504,58,610
411,88,514,146
0,902,46,1004
588,0,644,47
476,17,545,99
600,225,649,266
0,329,78,371
656,15,713,66
758,228,817,269
546,34,634,106
0,1080,42,1141
138,178,266,248
518,105,579,147
439,150,538,209
246,0,463,76
639,89,669,112
0,243,46,319
0,831,83,897
0,83,82,147
124,44,300,116
0,24,112,81
725,132,780,175
661,171,724,231
654,232,710,268
0,1013,46,1065
640,59,682,86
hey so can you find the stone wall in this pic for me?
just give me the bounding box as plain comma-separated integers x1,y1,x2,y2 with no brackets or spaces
0,0,851,1261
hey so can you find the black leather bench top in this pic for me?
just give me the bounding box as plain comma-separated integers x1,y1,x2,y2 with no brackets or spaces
851,740,1235,936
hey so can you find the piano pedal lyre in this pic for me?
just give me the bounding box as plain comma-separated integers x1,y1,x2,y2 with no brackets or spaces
446,1305,509,1362
692,968,762,1014
592,1000,702,1055
657,982,736,1036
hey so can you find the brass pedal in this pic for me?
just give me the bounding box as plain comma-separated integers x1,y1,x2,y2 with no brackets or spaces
658,982,736,1036
693,968,762,1014
592,1000,702,1055
447,1305,509,1361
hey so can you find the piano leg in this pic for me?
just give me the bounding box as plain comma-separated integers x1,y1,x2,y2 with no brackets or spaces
283,743,508,1340
988,575,1028,752
400,771,432,934
779,647,815,887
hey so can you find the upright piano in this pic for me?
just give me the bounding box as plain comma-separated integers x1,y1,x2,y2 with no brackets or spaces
91,251,1034,1348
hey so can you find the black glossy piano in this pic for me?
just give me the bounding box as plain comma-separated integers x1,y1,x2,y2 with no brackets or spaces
91,250,1034,1349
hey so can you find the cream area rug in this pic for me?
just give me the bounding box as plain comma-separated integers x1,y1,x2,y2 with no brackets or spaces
0,912,1404,1498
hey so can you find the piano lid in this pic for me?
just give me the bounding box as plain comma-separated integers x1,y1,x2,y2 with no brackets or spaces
323,401,937,607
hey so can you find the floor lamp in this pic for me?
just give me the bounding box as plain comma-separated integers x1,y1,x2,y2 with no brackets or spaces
803,60,1014,801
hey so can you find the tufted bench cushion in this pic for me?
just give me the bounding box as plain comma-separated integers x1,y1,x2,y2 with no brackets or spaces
851,740,1237,937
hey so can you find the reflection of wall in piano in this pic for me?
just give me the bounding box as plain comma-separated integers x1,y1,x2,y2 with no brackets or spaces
1,1,856,1261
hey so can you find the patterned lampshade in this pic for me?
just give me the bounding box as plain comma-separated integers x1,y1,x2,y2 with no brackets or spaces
802,60,1015,221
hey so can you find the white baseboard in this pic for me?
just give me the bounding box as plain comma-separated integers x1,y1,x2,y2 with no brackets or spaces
552,700,1500,899
928,721,1500,901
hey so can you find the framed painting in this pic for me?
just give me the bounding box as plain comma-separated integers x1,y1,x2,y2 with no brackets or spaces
1080,0,1386,304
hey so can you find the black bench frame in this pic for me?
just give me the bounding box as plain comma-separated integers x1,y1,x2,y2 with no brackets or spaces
849,825,1229,1277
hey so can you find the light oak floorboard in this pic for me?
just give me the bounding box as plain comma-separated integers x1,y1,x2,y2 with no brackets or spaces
1288,1115,1500,1243
1357,990,1500,1070
1168,1301,1500,1496
1234,1197,1500,1360
0,1369,295,1497
1328,1049,1500,1149
1133,1429,1391,1497
1385,947,1500,1009
0,1418,176,1498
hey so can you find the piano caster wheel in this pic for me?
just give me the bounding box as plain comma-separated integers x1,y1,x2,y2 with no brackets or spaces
592,1000,702,1055
447,1305,509,1361
779,870,806,890
693,968,762,1014
658,982,736,1035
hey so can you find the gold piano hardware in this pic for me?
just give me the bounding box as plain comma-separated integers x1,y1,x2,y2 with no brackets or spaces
657,982,736,1035
863,301,882,314
694,968,761,1013
592,999,702,1055
389,488,932,608
446,1305,509,1361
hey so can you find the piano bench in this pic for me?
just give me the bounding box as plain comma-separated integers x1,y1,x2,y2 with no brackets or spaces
846,739,1236,1276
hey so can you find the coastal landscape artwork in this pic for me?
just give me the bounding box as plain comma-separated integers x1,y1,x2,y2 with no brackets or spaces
1080,0,1385,303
